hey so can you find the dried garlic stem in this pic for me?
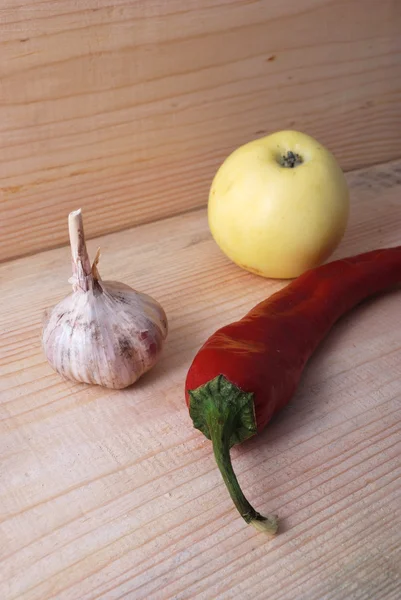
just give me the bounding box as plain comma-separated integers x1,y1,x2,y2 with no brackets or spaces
68,209,93,292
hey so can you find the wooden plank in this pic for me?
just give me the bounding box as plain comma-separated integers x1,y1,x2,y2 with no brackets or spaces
1,0,400,261
0,160,400,599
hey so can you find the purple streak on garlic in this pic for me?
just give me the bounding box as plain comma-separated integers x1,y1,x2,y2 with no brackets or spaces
42,209,168,389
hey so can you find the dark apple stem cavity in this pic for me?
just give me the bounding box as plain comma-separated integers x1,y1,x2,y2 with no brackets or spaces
280,150,303,168
188,375,279,535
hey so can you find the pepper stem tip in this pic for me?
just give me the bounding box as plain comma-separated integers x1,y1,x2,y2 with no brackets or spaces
250,514,279,536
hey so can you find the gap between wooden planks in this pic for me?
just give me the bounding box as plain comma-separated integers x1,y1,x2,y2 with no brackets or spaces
0,159,400,600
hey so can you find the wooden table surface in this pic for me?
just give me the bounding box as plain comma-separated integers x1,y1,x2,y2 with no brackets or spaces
1,160,401,600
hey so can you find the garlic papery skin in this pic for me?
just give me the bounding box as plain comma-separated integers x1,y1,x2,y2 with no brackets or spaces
42,209,168,389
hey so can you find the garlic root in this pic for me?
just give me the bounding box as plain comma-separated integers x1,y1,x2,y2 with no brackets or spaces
42,209,168,389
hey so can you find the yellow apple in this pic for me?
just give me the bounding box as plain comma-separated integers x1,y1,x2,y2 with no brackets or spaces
208,130,350,279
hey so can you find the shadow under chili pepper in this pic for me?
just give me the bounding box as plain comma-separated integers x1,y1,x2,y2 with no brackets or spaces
230,286,400,517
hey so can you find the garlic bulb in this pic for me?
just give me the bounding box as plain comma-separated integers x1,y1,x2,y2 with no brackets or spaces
42,209,168,389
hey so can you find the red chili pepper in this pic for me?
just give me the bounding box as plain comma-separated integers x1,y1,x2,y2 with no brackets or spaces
185,246,401,534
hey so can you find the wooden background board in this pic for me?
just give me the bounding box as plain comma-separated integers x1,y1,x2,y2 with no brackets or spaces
0,160,400,600
1,0,401,261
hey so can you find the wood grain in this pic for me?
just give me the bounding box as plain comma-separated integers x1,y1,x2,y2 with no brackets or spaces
1,0,401,261
0,159,401,599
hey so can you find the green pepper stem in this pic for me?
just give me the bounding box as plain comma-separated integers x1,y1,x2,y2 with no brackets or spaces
189,374,278,535
208,413,278,535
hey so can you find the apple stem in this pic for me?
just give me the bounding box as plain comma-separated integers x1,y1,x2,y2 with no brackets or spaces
281,151,303,168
